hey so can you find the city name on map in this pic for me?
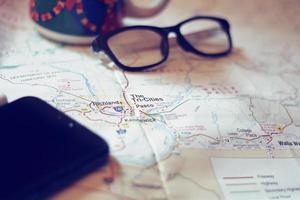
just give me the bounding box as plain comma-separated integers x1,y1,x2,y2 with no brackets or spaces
90,101,122,107
130,94,164,108
278,141,300,146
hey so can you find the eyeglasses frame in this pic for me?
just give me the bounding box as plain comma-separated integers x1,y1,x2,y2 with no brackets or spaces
92,16,233,72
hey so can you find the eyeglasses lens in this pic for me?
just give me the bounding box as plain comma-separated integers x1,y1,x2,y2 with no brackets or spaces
108,29,165,68
180,19,230,54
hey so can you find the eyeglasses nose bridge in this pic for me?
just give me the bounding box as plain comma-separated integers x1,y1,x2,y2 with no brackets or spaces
173,29,194,53
163,27,193,53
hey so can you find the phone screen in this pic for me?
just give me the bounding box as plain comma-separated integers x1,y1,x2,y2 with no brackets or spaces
0,97,109,200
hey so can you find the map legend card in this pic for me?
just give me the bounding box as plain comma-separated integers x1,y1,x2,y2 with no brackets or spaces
211,157,300,200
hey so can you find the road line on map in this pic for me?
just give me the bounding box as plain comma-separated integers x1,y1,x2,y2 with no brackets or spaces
151,99,191,115
0,75,59,92
226,183,257,186
0,75,95,103
281,104,294,131
229,190,260,194
223,176,254,180
83,113,118,125
183,133,220,142
139,110,166,124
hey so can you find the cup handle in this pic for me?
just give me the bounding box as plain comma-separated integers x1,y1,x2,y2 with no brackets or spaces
125,0,169,18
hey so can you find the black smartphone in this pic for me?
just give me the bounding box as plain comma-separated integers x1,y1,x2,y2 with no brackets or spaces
0,96,109,200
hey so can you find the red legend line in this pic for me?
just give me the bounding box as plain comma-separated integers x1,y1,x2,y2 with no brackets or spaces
223,176,254,180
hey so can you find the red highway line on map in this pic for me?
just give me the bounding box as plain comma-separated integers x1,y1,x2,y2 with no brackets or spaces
98,106,121,116
117,115,126,126
88,103,125,117
265,131,285,144
230,135,263,142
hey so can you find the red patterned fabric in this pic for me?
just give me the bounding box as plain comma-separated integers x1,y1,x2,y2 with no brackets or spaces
30,0,123,33
66,0,77,11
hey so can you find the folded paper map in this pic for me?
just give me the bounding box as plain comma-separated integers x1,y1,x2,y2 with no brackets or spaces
1,0,300,199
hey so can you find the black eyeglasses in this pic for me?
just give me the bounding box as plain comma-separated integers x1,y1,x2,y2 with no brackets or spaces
92,16,233,72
